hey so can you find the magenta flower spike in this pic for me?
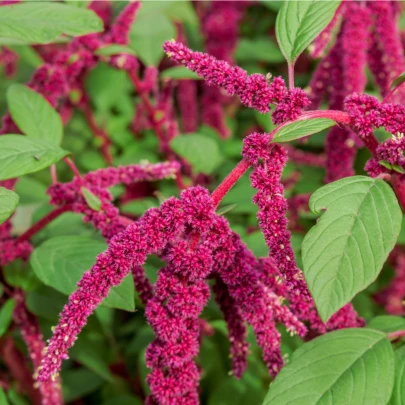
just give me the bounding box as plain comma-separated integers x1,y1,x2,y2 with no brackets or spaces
163,40,286,114
38,196,185,382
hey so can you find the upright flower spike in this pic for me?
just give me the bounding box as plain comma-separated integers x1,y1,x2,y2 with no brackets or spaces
13,292,63,405
163,41,286,114
213,277,249,379
105,1,141,45
368,1,405,102
38,196,185,382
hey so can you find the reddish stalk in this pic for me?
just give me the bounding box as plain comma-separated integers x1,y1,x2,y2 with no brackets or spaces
129,71,186,189
50,164,57,185
211,159,251,208
14,204,73,245
82,104,113,166
288,62,295,89
387,329,405,340
63,157,82,179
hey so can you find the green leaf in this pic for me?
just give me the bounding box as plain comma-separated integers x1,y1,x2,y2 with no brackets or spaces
0,298,16,337
389,345,405,405
94,44,136,57
0,135,69,180
272,118,335,143
276,0,341,63
263,328,395,405
235,38,284,64
391,71,405,90
302,176,402,321
160,66,201,80
30,236,135,311
170,133,223,174
368,316,405,333
81,187,102,212
379,160,405,174
0,187,18,225
0,387,10,405
62,369,103,403
0,3,102,45
130,2,176,66
217,204,238,216
7,84,63,145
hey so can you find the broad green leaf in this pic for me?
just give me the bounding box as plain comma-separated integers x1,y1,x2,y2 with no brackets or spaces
0,3,102,45
272,118,335,143
7,84,63,145
130,2,176,66
391,71,405,90
95,44,136,57
170,133,223,174
70,337,114,382
235,38,284,64
6,389,29,405
62,369,103,403
263,328,395,405
367,316,405,333
276,0,341,63
302,176,402,321
389,345,405,405
0,187,18,225
160,66,200,80
30,236,135,311
0,135,69,180
81,187,102,212
0,298,15,337
0,387,9,405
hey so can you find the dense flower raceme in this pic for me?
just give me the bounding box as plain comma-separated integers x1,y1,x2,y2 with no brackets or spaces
242,133,363,332
38,185,312,401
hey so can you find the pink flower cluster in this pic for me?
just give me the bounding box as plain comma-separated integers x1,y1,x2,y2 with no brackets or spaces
48,162,179,240
163,41,287,114
13,292,63,405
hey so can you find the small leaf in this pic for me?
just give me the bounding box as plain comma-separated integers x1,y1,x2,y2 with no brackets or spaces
217,204,238,216
380,160,394,170
170,133,223,174
7,84,63,145
30,236,135,311
367,315,405,333
391,71,405,90
263,328,395,405
389,345,405,405
0,187,18,225
160,66,201,80
62,369,103,403
272,118,335,143
0,3,102,45
0,298,16,337
302,176,402,321
276,0,341,63
0,135,69,180
81,187,102,212
95,44,136,57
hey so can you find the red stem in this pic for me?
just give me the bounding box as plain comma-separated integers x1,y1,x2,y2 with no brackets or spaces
129,71,186,190
14,204,73,245
82,104,113,166
63,157,82,179
288,62,295,89
211,159,251,208
387,329,405,340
